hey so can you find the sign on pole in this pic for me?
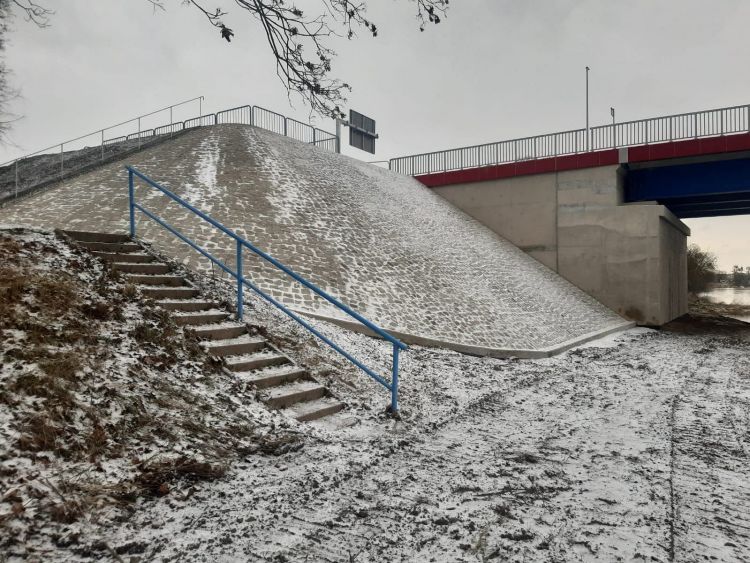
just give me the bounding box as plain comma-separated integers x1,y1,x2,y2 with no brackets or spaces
348,110,377,154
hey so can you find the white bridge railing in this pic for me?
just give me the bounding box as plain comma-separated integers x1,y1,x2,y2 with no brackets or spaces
389,104,750,176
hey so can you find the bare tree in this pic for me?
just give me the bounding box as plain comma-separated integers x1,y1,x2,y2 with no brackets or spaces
162,0,449,118
7,0,52,26
0,0,447,143
0,0,53,143
687,244,717,293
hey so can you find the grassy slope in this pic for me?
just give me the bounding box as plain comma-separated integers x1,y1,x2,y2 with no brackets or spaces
0,228,298,560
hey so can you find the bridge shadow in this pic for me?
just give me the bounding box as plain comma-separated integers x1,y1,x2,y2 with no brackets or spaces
662,312,750,341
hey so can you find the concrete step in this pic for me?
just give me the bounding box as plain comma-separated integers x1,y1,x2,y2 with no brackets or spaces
63,230,130,243
173,310,229,327
126,274,186,287
139,286,198,299
79,241,141,253
235,366,307,389
191,322,247,341
203,335,266,357
157,299,217,312
225,351,289,372
68,230,349,424
264,381,327,409
113,262,170,275
289,396,345,422
93,251,154,263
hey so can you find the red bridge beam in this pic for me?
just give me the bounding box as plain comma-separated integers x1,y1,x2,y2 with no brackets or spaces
415,133,750,188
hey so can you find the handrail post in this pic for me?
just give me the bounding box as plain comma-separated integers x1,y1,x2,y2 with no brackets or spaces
236,239,244,321
14,160,18,198
101,129,105,161
283,117,288,137
391,343,400,413
337,123,342,154
128,169,136,239
60,143,64,177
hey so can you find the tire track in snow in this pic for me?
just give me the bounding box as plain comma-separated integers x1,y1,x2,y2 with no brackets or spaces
670,346,750,562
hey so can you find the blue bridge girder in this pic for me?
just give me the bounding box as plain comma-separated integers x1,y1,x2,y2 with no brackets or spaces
625,154,750,218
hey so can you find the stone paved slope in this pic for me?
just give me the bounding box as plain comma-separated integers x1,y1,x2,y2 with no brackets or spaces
0,124,628,354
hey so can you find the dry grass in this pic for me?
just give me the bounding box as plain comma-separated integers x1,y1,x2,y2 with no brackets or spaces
39,351,82,382
121,283,137,299
1,230,291,552
82,300,115,321
17,413,67,454
136,457,227,496
0,233,22,256
48,500,85,524
11,371,76,407
34,277,77,314
85,424,109,460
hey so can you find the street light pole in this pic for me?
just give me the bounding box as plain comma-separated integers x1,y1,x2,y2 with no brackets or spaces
585,66,590,150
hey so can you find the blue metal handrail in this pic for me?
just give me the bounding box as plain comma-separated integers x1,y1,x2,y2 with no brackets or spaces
127,165,407,412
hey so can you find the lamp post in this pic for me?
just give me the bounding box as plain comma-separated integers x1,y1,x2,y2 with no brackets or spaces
586,66,590,150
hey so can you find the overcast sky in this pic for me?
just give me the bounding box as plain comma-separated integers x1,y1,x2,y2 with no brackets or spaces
2,0,749,270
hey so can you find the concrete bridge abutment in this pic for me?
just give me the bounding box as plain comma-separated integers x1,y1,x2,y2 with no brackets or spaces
430,164,689,326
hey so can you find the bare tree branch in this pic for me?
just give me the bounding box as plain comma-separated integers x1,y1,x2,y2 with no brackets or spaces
174,0,449,118
9,0,53,27
1,0,54,144
0,0,449,142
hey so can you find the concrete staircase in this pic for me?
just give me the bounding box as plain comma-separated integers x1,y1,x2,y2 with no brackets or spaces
63,230,345,423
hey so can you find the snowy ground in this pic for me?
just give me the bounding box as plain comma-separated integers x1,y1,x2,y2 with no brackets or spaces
2,229,749,562
107,287,750,562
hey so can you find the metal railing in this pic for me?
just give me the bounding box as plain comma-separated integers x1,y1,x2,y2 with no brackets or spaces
1,96,204,198
389,103,750,176
127,166,407,412
1,101,337,201
210,105,338,152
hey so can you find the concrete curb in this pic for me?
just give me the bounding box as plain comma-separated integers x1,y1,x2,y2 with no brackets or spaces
290,308,636,359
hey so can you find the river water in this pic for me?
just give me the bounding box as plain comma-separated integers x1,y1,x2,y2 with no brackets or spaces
698,287,750,323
